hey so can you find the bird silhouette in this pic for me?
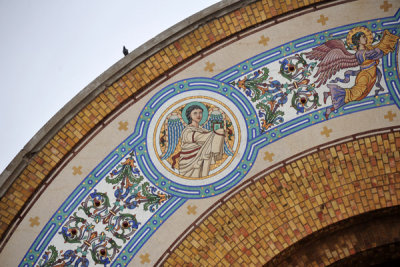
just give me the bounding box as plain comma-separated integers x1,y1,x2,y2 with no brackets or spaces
123,46,129,56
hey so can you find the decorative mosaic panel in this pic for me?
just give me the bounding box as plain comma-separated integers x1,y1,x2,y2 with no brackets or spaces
21,10,400,267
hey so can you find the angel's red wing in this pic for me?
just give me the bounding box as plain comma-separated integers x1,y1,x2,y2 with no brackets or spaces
305,39,351,60
305,39,359,87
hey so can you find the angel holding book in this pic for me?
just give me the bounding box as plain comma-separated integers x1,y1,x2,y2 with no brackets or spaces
305,26,399,119
159,102,234,178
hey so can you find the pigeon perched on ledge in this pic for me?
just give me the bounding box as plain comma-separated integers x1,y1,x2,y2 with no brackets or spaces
123,46,129,56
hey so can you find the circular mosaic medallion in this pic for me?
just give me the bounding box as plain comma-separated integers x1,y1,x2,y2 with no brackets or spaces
147,91,246,186
134,78,258,198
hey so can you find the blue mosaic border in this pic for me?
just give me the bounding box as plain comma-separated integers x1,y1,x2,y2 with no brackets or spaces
112,196,186,266
214,9,400,83
135,77,259,199
250,94,393,148
386,41,400,109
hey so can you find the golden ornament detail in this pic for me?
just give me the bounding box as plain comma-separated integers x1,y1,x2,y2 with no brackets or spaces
346,26,373,48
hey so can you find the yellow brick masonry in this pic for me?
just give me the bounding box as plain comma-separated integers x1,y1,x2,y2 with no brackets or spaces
0,0,325,242
163,131,400,266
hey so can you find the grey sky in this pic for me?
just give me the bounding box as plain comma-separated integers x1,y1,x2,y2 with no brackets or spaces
0,0,220,173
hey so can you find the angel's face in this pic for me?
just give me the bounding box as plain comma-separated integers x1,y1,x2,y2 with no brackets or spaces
359,34,367,45
190,109,203,125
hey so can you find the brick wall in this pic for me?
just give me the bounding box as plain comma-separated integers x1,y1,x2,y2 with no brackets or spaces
162,130,400,266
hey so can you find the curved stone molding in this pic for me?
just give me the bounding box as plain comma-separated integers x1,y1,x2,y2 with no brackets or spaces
1,1,399,266
0,0,330,244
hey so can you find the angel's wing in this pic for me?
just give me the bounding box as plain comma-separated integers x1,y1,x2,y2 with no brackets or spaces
204,109,234,156
304,39,359,87
160,113,185,160
223,141,234,157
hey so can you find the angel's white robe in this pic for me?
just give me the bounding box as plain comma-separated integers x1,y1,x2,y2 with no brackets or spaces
177,126,225,178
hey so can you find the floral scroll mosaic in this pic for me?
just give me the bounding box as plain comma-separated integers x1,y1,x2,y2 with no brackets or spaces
21,10,400,267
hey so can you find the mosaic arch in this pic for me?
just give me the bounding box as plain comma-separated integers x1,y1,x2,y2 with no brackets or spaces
17,8,400,266
0,1,395,267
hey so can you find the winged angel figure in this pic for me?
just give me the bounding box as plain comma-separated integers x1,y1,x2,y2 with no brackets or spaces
160,102,234,178
305,27,399,119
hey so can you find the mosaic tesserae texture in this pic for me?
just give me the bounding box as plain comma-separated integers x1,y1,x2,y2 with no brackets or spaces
1,0,400,266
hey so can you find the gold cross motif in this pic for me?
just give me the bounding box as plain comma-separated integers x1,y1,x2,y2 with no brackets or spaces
29,216,40,227
263,151,274,162
317,14,328,26
258,35,270,46
72,166,82,175
380,1,392,12
118,121,128,131
320,126,333,137
204,61,215,72
187,205,197,215
139,253,150,264
384,111,397,121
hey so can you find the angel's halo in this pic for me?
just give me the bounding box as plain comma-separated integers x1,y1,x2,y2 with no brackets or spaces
181,101,209,125
346,26,373,49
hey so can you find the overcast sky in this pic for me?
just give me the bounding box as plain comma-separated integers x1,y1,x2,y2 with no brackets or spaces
0,0,220,173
